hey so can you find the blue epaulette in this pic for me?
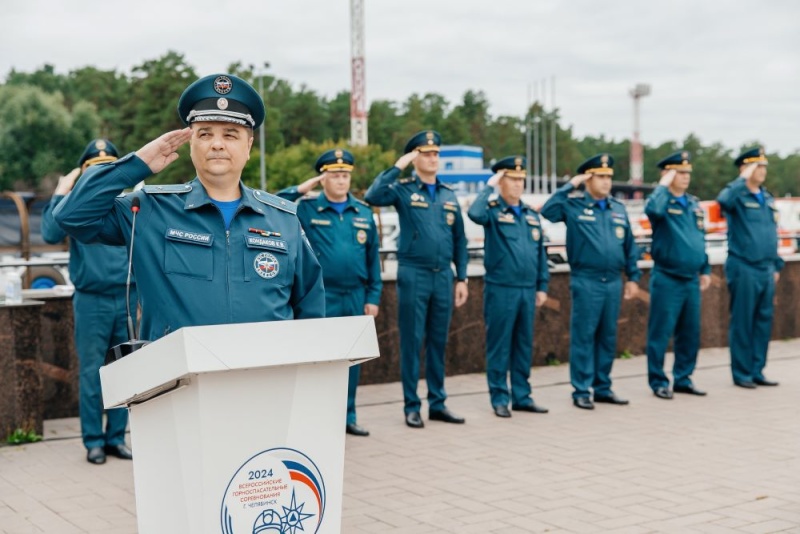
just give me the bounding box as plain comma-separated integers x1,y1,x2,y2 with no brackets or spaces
397,177,415,184
142,184,192,194
253,190,297,215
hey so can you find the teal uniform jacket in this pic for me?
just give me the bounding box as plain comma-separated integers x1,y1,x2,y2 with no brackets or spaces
53,153,325,342
467,187,549,290
42,194,133,293
644,186,710,391
540,183,641,282
277,188,382,303
645,186,710,279
716,176,783,384
364,166,468,279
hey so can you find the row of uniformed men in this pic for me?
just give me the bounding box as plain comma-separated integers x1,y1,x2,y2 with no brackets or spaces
52,74,782,460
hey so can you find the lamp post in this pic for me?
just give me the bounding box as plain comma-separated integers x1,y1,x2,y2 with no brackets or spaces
258,62,271,191
629,83,651,188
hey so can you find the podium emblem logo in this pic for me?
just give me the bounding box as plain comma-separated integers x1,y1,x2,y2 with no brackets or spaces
254,252,280,279
221,447,326,534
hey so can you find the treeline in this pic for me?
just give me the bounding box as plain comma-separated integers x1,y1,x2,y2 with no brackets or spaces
1,51,798,200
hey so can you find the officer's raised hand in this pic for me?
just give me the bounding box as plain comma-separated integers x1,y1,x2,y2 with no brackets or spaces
295,174,325,195
454,281,468,308
658,169,677,187
739,162,759,180
624,281,639,300
535,291,548,307
487,170,505,188
394,150,420,171
54,168,81,195
136,127,193,174
569,173,592,188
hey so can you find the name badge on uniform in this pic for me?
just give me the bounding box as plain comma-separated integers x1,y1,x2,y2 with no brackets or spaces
352,222,370,229
497,213,515,224
411,201,429,208
578,215,596,222
246,235,287,252
310,218,331,226
526,215,540,226
668,208,684,215
744,202,760,209
165,228,213,246
443,202,458,212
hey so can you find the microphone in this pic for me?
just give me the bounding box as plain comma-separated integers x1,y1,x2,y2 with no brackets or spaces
105,196,150,365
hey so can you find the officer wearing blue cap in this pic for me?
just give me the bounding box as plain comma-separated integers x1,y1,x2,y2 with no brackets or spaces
540,153,641,409
41,139,137,465
645,150,711,400
277,148,382,436
468,156,550,418
365,130,469,428
54,74,325,345
716,146,783,388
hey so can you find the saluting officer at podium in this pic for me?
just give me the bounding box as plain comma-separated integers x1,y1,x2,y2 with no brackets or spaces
277,148,382,436
716,146,783,389
540,154,641,410
42,140,135,465
365,130,469,429
467,156,550,418
645,151,710,400
54,74,325,342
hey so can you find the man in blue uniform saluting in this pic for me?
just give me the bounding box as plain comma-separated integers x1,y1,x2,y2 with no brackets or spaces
42,139,136,465
54,74,325,344
365,130,469,428
540,154,641,410
277,148,382,436
645,150,711,400
468,156,550,418
716,146,783,389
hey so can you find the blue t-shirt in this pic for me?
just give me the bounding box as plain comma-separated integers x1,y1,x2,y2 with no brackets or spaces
751,190,765,205
596,199,608,211
328,200,348,214
509,205,521,217
425,183,437,202
210,198,241,230
674,195,688,208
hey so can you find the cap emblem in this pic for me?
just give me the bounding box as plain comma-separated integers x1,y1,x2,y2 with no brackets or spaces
217,97,229,110
95,140,107,150
214,75,233,95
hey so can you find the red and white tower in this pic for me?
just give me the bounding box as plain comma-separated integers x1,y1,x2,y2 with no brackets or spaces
350,0,368,146
629,83,651,189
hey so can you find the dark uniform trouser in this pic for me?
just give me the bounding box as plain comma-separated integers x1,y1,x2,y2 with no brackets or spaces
73,289,134,449
397,264,453,414
484,283,536,408
569,274,622,399
646,270,700,391
725,257,775,384
325,286,366,425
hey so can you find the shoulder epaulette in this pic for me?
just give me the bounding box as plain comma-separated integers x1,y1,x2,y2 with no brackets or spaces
398,177,415,184
354,197,371,207
567,191,584,198
253,190,297,215
142,184,192,194
488,193,499,202
609,197,624,205
440,183,454,190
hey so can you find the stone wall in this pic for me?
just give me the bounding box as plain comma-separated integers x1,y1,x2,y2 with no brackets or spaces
2,258,799,424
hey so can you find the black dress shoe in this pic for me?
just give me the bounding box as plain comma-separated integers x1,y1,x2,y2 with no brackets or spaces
429,408,465,424
754,378,779,386
493,405,511,418
104,443,133,460
653,387,673,399
673,384,707,396
346,423,370,436
573,397,594,410
512,402,549,413
594,393,630,405
405,412,424,428
87,447,106,465
735,381,757,389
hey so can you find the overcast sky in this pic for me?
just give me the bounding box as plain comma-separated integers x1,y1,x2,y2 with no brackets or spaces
4,0,799,155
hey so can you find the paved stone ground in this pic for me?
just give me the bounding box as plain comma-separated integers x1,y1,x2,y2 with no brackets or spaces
1,341,799,533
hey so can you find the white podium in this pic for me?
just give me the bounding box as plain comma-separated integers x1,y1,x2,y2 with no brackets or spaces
100,316,379,534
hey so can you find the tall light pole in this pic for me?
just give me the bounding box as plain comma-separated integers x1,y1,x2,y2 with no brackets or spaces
258,62,271,191
629,83,651,188
350,0,368,146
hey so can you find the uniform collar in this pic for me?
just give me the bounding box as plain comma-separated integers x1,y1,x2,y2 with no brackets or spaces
183,178,261,213
316,192,358,213
415,176,441,190
497,194,528,213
